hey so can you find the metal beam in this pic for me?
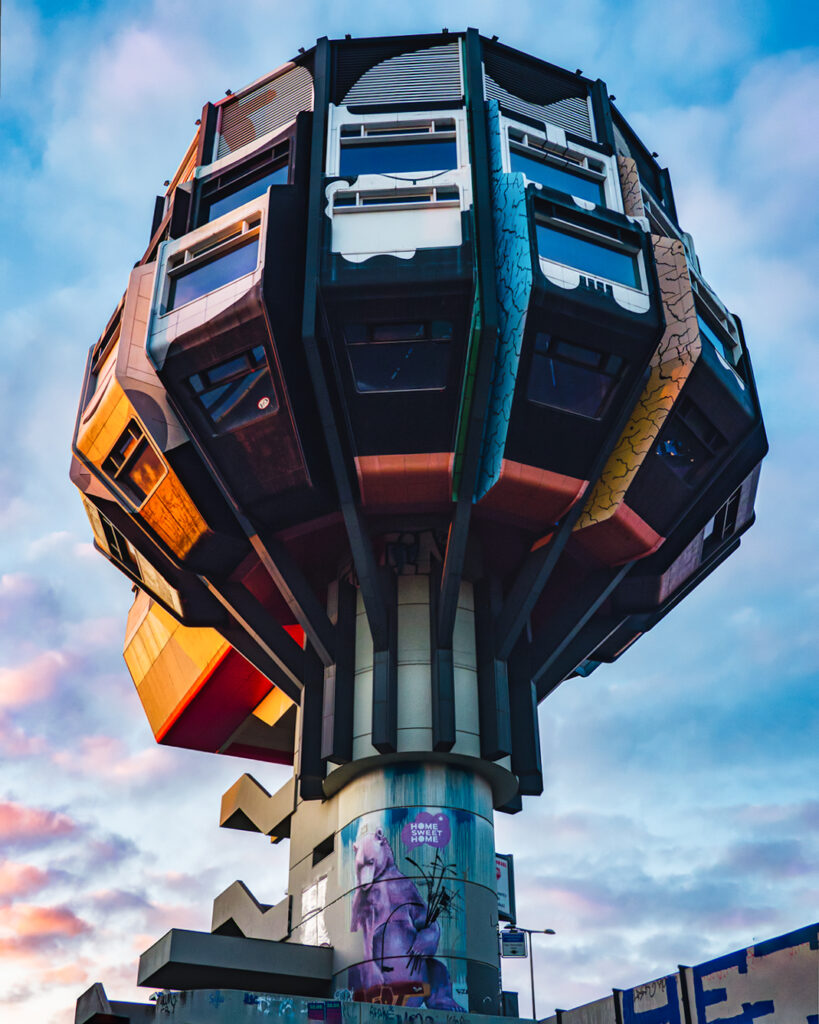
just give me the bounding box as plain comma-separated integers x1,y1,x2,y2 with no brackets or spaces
299,36,389,650
530,565,632,688
204,579,306,700
496,364,652,659
437,27,500,643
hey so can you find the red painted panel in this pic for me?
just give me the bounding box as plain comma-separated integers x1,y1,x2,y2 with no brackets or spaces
157,647,274,752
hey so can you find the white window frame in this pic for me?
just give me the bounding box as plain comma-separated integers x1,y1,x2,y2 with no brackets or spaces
326,104,471,206
500,113,622,213
161,214,262,316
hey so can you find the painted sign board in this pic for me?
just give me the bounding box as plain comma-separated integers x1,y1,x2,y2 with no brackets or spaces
495,852,516,923
500,929,527,958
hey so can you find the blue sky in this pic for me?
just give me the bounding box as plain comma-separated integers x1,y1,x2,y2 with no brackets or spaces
0,1,817,1021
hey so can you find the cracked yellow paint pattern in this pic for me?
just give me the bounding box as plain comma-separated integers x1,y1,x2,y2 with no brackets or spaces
574,235,701,532
617,156,645,219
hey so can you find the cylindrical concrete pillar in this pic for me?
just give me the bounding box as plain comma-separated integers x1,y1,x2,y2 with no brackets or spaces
331,763,499,1010
287,570,515,1014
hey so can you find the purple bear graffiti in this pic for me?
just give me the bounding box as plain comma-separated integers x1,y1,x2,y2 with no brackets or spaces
349,825,462,1009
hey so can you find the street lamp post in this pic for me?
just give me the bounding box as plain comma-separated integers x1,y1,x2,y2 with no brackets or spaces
503,924,556,1020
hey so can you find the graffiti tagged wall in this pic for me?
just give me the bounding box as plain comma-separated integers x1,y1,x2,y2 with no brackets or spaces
543,923,819,1024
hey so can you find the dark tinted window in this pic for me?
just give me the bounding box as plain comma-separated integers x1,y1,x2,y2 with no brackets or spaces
344,320,453,393
655,397,725,484
527,333,622,418
205,164,288,222
167,236,258,311
511,149,604,204
188,345,277,431
340,137,457,176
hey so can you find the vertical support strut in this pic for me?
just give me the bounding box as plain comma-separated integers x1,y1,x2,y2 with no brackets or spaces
371,568,398,754
429,561,456,752
321,578,356,763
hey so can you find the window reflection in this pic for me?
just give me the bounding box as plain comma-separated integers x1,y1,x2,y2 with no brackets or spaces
527,333,622,418
536,221,640,288
188,346,277,431
205,164,288,222
340,138,457,176
167,236,259,311
510,149,604,204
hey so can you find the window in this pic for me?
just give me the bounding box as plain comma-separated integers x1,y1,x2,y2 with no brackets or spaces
654,396,725,484
165,220,260,312
509,129,606,205
527,333,623,418
188,346,277,431
697,310,738,369
344,320,454,393
332,185,459,212
198,143,289,224
339,120,457,176
100,517,139,574
536,214,641,289
702,488,741,557
102,420,165,505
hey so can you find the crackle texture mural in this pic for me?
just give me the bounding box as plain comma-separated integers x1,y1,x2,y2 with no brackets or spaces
573,235,701,545
476,100,534,500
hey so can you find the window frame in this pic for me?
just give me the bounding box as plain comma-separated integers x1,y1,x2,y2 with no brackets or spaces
501,114,622,212
101,419,168,509
337,119,459,177
331,183,461,215
535,206,645,293
343,318,456,395
526,332,624,419
161,216,262,316
187,345,279,433
196,140,290,226
508,128,607,205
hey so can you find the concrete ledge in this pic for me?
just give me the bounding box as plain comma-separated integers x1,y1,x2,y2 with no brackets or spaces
211,880,289,941
220,773,295,838
75,983,154,1024
137,928,332,996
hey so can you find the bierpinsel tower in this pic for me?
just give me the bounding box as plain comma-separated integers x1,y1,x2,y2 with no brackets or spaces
70,30,766,1021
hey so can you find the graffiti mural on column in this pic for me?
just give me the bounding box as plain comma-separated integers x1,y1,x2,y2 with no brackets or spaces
341,802,489,1010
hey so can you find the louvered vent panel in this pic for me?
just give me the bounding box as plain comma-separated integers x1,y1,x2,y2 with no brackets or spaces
485,73,593,140
216,66,314,160
342,43,463,106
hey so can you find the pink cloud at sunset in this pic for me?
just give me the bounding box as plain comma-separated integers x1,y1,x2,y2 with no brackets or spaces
0,903,91,957
0,861,53,903
0,650,73,709
0,801,77,847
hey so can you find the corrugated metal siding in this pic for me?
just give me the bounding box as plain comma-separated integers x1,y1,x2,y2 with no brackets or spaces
216,66,313,160
485,73,593,140
342,42,463,106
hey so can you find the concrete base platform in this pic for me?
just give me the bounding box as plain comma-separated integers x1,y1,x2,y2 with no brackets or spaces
78,986,524,1024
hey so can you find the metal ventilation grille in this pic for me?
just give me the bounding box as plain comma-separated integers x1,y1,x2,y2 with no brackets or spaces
216,66,314,160
484,73,593,140
342,42,463,106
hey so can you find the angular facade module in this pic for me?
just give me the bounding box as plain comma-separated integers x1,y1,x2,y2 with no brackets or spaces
70,30,766,1019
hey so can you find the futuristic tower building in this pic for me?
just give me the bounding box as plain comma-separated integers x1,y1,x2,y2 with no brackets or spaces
70,31,766,1019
